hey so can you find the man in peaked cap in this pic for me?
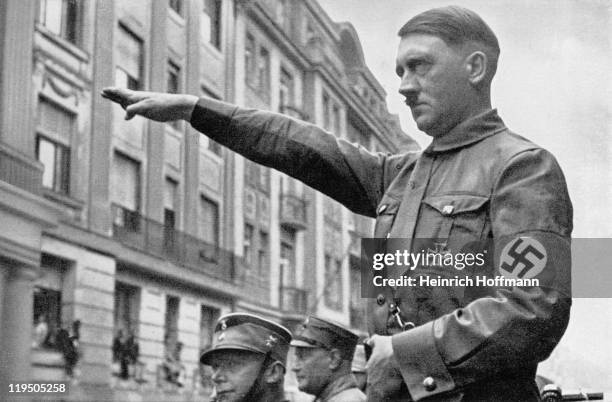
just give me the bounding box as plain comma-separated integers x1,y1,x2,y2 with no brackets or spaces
291,316,365,402
200,312,292,402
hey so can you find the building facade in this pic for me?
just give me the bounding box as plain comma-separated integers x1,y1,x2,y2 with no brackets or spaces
0,0,415,401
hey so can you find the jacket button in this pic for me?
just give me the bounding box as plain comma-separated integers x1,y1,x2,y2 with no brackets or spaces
423,376,436,391
377,204,388,214
376,294,386,305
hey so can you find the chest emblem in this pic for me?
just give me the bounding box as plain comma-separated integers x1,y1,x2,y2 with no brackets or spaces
442,205,454,215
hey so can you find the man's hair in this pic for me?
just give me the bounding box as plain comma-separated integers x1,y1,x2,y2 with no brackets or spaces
398,6,500,81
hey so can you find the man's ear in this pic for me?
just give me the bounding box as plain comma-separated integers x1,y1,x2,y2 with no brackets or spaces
263,361,285,384
466,51,488,86
328,348,343,371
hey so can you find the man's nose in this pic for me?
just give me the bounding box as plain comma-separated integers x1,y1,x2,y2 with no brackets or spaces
398,73,420,98
211,368,224,383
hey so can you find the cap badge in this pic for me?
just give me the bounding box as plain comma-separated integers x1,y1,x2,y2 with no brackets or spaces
220,320,227,331
218,332,225,341
266,335,278,347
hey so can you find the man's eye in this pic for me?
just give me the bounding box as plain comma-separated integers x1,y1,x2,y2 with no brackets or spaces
409,61,429,74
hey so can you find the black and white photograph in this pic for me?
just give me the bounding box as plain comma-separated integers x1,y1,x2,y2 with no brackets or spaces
0,0,610,401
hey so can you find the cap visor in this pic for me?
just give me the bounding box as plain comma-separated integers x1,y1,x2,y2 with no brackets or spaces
289,339,318,348
200,344,264,365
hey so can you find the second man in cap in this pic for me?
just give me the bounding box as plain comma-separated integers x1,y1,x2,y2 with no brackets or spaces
291,316,365,402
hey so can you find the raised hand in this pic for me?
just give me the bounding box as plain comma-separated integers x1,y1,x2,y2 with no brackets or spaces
365,335,405,400
101,87,198,122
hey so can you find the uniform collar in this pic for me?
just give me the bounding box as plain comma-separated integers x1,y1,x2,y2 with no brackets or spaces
315,374,358,402
424,108,506,154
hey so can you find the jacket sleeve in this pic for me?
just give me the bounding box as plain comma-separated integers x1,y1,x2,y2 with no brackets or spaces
391,148,573,400
190,97,393,217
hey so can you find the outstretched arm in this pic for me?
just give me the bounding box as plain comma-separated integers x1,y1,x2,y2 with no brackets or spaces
101,88,405,216
101,87,198,122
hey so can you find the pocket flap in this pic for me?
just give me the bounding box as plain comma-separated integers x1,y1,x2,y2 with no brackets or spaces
422,194,489,215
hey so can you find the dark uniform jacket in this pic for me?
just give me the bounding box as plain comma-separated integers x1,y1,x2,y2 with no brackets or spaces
191,99,573,401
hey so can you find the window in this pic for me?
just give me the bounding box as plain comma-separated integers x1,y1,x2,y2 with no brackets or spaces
332,105,341,134
243,223,254,266
245,34,256,87
258,231,269,274
322,92,341,135
280,228,296,286
279,68,294,112
198,306,220,391
36,99,74,195
257,47,270,98
201,0,222,49
244,35,271,100
322,92,331,130
33,254,67,350
111,153,141,231
324,255,343,310
37,136,70,194
169,0,182,15
33,287,62,349
114,282,140,335
116,25,143,90
38,0,79,44
164,178,178,250
280,243,295,286
199,196,219,248
167,62,181,129
164,295,180,355
199,305,220,353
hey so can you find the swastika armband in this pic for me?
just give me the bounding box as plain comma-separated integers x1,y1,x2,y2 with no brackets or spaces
494,232,571,296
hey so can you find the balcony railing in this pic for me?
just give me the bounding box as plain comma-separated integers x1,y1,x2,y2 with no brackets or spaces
280,193,307,231
111,204,236,283
279,286,308,314
0,142,43,195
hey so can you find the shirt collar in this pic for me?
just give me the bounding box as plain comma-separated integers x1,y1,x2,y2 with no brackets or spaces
315,374,358,402
424,109,506,154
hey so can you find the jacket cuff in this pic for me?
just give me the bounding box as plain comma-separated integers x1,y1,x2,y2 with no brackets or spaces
391,321,455,400
189,97,237,141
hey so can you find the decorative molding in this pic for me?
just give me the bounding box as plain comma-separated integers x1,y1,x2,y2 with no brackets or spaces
43,71,80,101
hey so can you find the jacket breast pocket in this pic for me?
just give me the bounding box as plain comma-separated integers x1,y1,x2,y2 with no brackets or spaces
420,194,489,242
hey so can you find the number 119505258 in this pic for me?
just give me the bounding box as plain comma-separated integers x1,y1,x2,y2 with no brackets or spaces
8,382,67,394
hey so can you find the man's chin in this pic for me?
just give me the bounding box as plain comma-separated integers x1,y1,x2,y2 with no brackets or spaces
296,381,312,395
214,390,238,402
413,117,434,135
